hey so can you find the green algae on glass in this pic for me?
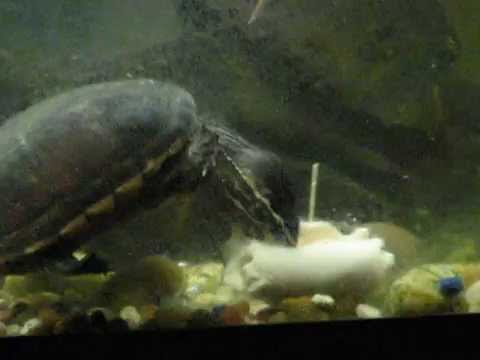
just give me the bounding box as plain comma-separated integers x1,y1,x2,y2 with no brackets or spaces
277,0,457,131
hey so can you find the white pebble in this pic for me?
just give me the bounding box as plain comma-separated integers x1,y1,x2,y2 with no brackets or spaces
6,324,21,336
249,299,271,316
311,294,335,309
20,318,42,335
356,304,382,319
466,280,480,312
120,306,142,329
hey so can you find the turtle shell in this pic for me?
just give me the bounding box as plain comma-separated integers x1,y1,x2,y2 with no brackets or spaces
0,79,200,272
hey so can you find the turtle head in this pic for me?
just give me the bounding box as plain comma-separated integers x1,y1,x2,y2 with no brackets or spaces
204,125,298,246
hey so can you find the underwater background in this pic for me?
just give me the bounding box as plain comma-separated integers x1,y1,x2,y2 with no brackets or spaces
0,0,480,334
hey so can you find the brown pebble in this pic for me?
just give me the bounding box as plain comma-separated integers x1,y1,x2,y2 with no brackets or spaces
0,310,12,323
222,301,251,326
139,304,158,322
222,302,250,326
232,301,250,317
38,308,63,330
0,299,10,311
256,307,280,322
53,320,66,335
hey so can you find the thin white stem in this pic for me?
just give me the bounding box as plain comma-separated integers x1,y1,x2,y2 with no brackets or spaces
248,0,267,24
308,162,320,221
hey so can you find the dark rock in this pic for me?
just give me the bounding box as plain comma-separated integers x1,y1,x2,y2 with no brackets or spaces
88,310,109,332
54,312,92,335
187,309,222,328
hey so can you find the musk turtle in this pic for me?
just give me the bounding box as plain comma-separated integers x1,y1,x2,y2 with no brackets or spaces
0,79,296,274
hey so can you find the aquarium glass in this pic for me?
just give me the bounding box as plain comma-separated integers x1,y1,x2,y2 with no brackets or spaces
0,0,479,336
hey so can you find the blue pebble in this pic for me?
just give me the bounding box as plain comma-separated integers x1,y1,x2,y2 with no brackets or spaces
438,276,464,298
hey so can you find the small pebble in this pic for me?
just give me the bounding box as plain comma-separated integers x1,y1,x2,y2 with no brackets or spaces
10,301,36,326
120,306,141,330
0,299,10,311
311,294,335,310
88,311,108,332
233,301,250,315
222,302,249,326
248,299,270,316
222,308,244,326
222,307,245,326
0,310,12,323
356,304,382,319
87,307,115,322
0,291,13,304
0,321,6,336
6,324,21,336
38,308,63,329
255,307,279,322
53,312,91,335
211,305,226,320
438,276,464,298
466,280,480,312
139,304,158,322
20,318,42,335
50,301,70,316
10,301,30,316
279,297,330,322
268,312,288,324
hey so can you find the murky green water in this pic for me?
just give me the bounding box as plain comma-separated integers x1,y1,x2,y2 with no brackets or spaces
0,0,479,335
